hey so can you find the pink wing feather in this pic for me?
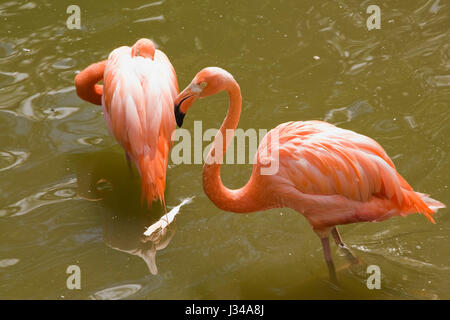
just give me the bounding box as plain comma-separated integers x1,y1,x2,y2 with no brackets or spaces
258,121,442,223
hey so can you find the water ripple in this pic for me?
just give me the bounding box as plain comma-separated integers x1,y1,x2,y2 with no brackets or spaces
51,58,75,70
90,284,142,300
76,136,104,146
123,1,164,11
14,87,79,121
134,15,165,23
0,42,16,58
0,178,79,217
0,258,19,268
323,100,374,125
0,150,28,172
0,70,28,87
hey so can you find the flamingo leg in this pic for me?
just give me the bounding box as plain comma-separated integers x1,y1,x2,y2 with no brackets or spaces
331,227,360,264
320,236,337,283
125,152,134,178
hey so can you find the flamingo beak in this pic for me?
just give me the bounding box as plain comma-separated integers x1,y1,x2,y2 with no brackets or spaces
173,85,197,127
174,100,186,127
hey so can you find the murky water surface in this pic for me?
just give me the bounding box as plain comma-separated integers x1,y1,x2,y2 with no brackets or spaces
0,0,449,299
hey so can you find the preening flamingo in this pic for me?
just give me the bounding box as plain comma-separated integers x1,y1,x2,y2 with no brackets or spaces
75,39,178,207
173,67,445,280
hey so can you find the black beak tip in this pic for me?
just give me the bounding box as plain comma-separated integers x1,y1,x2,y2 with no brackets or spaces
174,104,185,127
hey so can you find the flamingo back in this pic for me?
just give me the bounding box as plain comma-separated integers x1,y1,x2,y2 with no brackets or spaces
102,45,177,206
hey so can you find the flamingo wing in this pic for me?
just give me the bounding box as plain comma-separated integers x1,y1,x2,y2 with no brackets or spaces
102,45,177,205
258,121,439,221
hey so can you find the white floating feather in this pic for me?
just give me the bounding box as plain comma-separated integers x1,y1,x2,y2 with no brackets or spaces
143,197,194,236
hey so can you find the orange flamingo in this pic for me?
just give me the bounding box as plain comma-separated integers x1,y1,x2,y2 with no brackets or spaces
75,39,178,207
174,67,445,280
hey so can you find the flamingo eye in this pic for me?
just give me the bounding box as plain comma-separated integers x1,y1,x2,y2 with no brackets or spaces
191,81,207,94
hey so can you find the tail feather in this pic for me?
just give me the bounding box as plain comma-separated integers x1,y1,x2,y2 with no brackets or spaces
137,122,173,210
138,151,167,209
401,190,445,223
418,192,445,212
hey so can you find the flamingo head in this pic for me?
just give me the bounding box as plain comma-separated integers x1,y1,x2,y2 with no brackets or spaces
174,67,234,127
131,38,155,59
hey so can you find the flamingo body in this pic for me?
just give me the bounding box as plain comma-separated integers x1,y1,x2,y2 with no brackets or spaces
173,67,445,279
252,120,441,230
75,39,178,206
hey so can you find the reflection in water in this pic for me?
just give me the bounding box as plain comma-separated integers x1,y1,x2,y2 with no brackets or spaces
73,150,190,275
102,209,177,275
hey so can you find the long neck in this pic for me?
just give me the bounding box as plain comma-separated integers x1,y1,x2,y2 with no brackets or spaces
202,80,260,213
74,60,106,106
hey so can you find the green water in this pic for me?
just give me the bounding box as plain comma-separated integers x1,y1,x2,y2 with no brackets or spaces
0,0,449,299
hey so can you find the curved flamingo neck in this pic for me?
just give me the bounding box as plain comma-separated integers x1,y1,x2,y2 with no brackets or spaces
202,79,260,213
74,60,106,106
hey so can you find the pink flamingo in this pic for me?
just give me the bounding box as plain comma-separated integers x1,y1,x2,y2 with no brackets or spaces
173,67,445,280
75,39,178,207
